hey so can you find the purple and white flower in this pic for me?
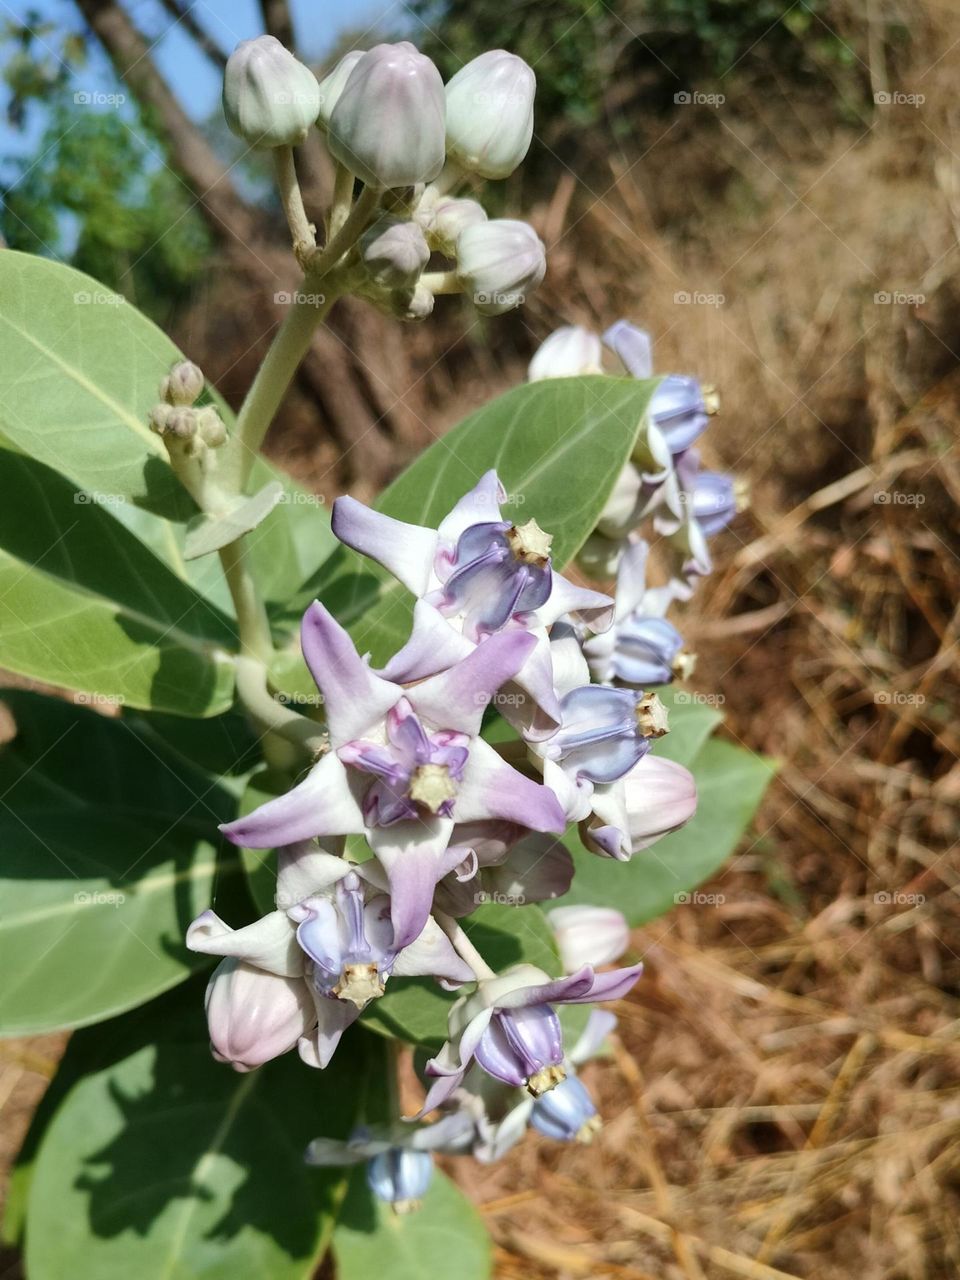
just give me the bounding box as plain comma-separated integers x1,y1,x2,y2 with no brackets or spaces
421,962,640,1111
331,471,613,738
187,843,472,1070
219,602,566,946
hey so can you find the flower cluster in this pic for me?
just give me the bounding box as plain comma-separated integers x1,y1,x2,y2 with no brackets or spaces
222,36,546,319
184,441,733,1206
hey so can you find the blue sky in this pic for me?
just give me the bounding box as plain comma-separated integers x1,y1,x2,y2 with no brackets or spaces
0,0,399,157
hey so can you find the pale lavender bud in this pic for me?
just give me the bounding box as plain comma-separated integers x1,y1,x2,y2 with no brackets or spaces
366,1148,434,1213
456,219,545,315
195,406,227,448
546,905,630,971
531,1075,601,1143
528,325,603,381
328,42,446,188
204,957,314,1071
223,36,321,149
444,50,535,179
361,216,430,288
316,50,364,129
582,753,697,856
160,360,204,406
419,195,487,256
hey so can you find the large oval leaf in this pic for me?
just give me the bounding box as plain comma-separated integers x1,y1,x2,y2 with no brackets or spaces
24,981,381,1280
557,738,777,924
334,1167,491,1280
0,691,241,1033
283,375,656,667
0,450,236,714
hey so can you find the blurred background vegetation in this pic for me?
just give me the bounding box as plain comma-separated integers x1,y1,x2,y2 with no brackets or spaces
2,2,958,1277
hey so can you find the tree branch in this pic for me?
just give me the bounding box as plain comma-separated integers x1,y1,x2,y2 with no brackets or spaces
157,0,228,69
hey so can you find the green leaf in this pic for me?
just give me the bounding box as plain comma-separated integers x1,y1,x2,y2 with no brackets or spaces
0,251,335,618
283,375,656,668
362,903,559,1049
236,769,288,916
0,691,240,1033
653,686,724,768
0,449,236,714
557,738,777,925
334,1168,491,1280
23,980,383,1280
184,480,284,560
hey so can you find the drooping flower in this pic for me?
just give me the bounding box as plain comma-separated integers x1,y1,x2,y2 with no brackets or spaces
331,471,613,738
187,843,472,1070
219,602,566,945
421,962,641,1111
306,1112,474,1212
583,538,695,685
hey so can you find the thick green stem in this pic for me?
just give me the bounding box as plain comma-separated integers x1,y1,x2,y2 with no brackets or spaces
308,183,379,276
218,539,274,662
233,289,337,488
328,161,355,238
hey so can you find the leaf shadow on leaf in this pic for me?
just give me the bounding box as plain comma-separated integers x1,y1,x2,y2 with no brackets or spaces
40,979,364,1267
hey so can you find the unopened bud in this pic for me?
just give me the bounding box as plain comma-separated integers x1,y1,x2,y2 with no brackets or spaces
361,216,430,288
418,194,487,257
444,50,535,179
205,958,314,1072
456,218,545,316
195,406,228,448
149,404,197,439
160,360,204,406
390,282,435,321
223,36,321,149
528,325,603,380
328,42,446,188
316,49,364,129
546,905,630,971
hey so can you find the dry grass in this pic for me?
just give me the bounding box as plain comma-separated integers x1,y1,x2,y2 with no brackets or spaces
3,3,960,1277
437,4,960,1277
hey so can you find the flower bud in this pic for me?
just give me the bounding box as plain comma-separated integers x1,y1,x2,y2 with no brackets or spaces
366,1148,434,1213
691,469,738,534
456,218,545,315
528,326,603,380
418,194,487,256
316,49,364,129
195,406,228,448
546,905,630,971
649,375,711,455
223,36,321,149
204,957,314,1071
444,50,535,179
583,754,696,856
328,42,446,188
361,216,430,288
391,282,435,321
160,360,204,406
150,404,197,440
531,1074,601,1143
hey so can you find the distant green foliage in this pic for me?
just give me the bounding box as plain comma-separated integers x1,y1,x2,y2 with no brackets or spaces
1,16,211,321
